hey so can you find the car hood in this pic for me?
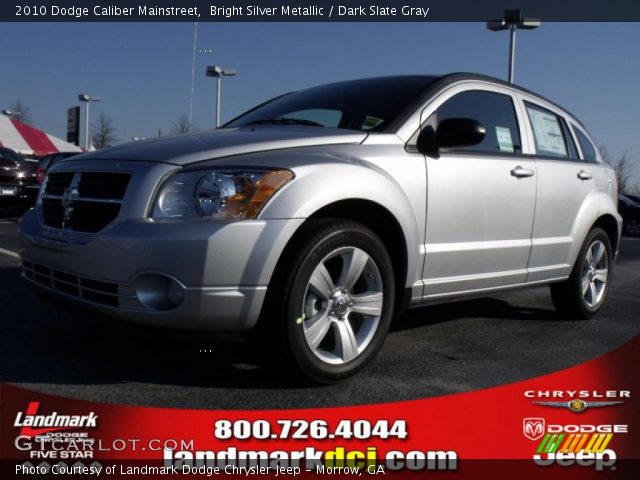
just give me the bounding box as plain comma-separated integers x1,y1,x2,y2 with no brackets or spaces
73,127,368,166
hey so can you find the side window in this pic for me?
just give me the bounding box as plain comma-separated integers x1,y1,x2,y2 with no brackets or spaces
573,127,598,163
525,102,569,158
433,90,522,154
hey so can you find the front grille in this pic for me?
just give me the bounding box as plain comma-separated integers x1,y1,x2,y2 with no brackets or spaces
41,172,130,233
42,198,65,228
78,172,130,199
22,260,134,308
45,172,75,195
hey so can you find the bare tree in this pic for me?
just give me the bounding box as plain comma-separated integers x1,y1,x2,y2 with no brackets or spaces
602,148,635,194
91,113,118,149
172,114,197,134
9,100,33,124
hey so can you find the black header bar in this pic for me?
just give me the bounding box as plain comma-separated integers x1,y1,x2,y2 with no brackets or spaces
4,0,640,22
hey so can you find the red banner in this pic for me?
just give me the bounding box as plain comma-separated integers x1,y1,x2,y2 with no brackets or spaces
2,336,639,478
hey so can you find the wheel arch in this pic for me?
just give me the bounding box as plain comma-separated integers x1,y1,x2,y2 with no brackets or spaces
592,214,620,255
307,200,410,313
264,199,411,319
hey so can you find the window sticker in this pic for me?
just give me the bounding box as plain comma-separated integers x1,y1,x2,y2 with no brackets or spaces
362,115,384,130
495,126,514,152
527,107,567,157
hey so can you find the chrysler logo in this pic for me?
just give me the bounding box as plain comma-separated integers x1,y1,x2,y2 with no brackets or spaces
532,400,624,413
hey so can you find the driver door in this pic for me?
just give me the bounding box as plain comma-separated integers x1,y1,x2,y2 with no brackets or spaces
421,86,537,298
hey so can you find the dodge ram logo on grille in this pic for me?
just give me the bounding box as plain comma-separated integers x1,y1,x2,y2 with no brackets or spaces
60,173,82,229
61,187,73,208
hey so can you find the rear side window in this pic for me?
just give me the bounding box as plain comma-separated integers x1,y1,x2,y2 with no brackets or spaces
573,127,598,163
434,90,522,154
559,118,579,160
525,102,569,158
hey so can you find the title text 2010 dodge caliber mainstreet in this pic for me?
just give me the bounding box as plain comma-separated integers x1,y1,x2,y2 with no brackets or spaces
19,74,622,382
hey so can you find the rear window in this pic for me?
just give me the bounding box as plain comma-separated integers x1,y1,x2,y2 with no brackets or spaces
573,127,598,163
0,149,22,167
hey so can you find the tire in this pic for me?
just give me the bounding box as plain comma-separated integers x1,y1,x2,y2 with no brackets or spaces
263,219,395,383
550,227,613,319
624,219,640,237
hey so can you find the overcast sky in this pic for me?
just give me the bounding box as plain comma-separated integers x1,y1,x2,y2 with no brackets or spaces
1,22,638,183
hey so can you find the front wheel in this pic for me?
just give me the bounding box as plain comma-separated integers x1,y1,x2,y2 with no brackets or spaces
550,227,612,319
266,219,395,383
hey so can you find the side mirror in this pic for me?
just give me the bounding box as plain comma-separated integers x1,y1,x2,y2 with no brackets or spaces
436,118,485,149
416,118,486,156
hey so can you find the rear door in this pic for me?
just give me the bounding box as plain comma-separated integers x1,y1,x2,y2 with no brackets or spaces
517,95,596,282
421,84,537,298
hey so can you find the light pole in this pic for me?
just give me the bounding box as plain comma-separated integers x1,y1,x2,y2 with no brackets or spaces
2,109,22,120
206,65,237,128
487,9,540,83
78,93,101,149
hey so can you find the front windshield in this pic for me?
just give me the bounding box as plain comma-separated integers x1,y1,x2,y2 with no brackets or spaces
225,76,439,132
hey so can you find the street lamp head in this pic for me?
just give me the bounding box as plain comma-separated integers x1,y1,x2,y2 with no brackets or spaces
78,94,101,102
487,19,508,31
519,18,541,29
206,65,223,77
487,9,540,31
2,109,21,116
206,65,237,77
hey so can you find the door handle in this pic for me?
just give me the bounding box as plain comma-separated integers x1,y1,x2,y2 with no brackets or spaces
577,170,593,181
510,166,534,178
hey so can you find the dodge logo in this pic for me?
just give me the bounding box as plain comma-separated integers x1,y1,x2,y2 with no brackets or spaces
523,417,545,441
61,187,73,208
60,173,82,230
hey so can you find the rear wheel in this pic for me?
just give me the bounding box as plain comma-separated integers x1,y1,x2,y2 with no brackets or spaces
264,219,395,383
624,219,640,236
550,227,612,319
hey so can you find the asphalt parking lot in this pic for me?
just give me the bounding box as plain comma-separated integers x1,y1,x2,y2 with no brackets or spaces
1,205,639,410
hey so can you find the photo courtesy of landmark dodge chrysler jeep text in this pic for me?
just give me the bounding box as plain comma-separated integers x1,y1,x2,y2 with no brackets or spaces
19,74,622,382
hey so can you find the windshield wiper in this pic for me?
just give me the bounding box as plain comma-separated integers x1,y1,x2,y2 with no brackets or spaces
247,117,325,127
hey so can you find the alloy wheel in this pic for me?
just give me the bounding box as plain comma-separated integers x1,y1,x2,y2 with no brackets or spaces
301,246,383,365
580,240,609,308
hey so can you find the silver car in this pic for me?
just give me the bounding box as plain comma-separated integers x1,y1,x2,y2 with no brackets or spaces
19,74,622,382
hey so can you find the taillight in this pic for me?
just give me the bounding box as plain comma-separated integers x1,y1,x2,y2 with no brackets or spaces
36,166,45,184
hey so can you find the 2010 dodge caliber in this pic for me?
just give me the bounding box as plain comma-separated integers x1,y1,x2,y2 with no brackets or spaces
19,74,622,382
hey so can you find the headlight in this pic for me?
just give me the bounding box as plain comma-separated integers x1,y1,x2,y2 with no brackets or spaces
152,169,294,220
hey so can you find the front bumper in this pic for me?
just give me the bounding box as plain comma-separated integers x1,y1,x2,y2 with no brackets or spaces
19,209,304,331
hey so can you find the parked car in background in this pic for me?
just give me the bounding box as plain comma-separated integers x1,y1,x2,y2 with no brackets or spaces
36,152,82,183
0,147,39,203
618,193,640,236
20,73,622,382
